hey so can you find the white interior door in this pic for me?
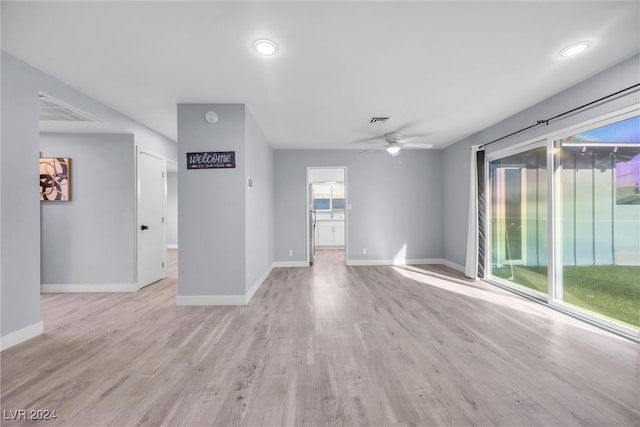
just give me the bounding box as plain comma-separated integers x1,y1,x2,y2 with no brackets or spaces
138,152,166,289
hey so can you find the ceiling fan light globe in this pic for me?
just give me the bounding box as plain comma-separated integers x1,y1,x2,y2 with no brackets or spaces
386,145,401,155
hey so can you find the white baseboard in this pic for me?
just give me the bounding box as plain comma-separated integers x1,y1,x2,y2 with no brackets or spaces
41,283,138,293
177,262,277,306
346,258,444,266
167,244,178,249
1,321,43,351
176,294,246,306
246,264,274,303
272,261,309,267
345,257,467,275
441,259,466,273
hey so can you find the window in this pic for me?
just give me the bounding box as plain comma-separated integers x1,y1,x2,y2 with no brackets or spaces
332,183,345,209
313,198,331,210
312,183,345,211
486,109,639,339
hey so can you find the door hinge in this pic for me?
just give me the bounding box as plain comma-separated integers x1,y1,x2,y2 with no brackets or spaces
162,171,165,178
162,217,165,223
162,261,165,268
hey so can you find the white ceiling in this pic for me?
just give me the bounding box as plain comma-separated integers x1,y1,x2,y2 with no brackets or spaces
3,1,639,149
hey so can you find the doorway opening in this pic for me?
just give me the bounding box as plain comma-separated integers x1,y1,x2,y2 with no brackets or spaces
165,161,178,282
38,92,170,294
307,167,347,265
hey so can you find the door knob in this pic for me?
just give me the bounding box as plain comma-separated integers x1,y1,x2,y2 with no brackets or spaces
141,225,150,230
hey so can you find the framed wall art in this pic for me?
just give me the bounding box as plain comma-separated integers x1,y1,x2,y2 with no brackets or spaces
40,157,71,201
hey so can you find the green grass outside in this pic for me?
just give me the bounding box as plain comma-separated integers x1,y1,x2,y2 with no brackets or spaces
492,265,640,328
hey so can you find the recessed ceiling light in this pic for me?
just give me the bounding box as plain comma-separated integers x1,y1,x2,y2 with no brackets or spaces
253,39,278,56
560,42,590,58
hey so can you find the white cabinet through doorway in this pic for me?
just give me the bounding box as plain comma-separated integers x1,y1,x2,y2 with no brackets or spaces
316,220,344,248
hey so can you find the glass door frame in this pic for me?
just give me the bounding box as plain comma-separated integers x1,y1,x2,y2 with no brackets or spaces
548,106,640,340
485,139,548,301
483,104,640,341
494,166,528,266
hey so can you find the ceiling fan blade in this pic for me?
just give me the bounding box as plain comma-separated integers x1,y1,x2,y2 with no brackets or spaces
351,140,383,146
358,147,383,155
351,135,386,144
399,135,423,143
401,142,434,149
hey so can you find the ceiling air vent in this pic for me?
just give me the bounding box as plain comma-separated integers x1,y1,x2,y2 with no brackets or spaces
369,116,390,125
39,93,100,122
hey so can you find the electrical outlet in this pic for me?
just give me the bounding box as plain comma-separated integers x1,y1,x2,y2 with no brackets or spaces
289,249,293,257
362,248,367,255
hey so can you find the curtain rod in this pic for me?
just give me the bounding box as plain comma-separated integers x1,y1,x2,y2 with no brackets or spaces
477,83,640,150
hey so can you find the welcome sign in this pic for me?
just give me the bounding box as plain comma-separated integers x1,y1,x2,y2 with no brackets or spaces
187,151,236,169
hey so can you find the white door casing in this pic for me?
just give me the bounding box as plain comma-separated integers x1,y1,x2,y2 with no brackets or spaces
138,151,166,289
306,167,347,261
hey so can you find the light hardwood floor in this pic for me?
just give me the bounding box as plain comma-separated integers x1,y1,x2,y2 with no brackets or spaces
1,249,638,426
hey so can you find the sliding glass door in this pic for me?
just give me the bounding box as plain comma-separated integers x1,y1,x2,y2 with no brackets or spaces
486,108,639,339
489,145,548,296
554,114,640,330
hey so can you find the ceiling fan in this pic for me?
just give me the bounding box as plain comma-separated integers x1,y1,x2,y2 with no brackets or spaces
361,132,433,156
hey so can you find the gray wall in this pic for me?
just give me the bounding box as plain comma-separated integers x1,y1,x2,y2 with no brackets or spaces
245,108,274,292
274,149,443,263
40,133,136,285
1,52,41,337
166,172,178,247
1,52,176,340
442,53,640,268
0,13,3,344
177,104,247,296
